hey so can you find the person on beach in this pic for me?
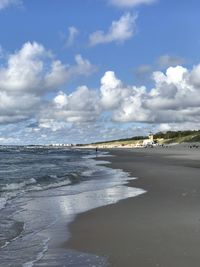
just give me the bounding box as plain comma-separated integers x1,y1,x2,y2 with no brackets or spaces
95,147,98,156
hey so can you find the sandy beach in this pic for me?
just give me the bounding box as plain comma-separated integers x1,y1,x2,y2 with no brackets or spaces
66,145,200,267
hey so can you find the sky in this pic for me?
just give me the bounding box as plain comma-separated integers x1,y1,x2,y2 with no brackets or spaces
0,0,200,145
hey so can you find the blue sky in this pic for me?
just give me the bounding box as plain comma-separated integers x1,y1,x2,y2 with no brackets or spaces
0,0,200,144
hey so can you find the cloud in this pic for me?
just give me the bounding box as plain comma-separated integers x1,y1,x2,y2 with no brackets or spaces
91,67,200,123
134,55,186,84
66,26,79,47
38,64,200,131
0,0,22,10
0,42,50,93
157,54,186,68
0,42,95,93
134,64,152,81
0,90,39,123
19,118,150,145
142,65,200,123
107,65,200,124
44,54,96,88
0,42,96,124
39,86,100,126
2,43,200,143
157,122,200,133
69,54,97,77
100,71,130,109
0,136,16,144
100,71,151,122
108,0,157,8
89,13,137,46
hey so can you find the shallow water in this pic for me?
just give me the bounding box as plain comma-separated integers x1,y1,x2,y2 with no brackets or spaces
0,146,145,266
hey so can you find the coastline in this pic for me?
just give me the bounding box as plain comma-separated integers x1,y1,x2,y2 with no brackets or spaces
0,149,144,266
66,146,200,267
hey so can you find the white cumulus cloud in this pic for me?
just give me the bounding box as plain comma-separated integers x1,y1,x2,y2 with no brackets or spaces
38,64,200,130
2,42,200,142
0,42,96,124
39,86,100,127
89,13,137,46
99,71,151,122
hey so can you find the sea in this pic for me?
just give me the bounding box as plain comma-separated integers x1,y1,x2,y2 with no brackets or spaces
0,146,145,267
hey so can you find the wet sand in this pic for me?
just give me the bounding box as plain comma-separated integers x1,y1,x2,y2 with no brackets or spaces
66,146,200,267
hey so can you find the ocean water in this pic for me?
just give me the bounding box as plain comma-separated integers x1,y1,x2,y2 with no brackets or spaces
0,146,145,266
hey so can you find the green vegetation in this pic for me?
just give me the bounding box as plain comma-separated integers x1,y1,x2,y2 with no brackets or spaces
154,130,200,140
156,130,200,144
85,130,200,146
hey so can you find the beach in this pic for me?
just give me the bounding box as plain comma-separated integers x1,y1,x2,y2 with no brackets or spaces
66,145,200,267
0,147,144,266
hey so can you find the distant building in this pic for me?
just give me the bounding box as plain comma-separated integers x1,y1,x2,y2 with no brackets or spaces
149,132,154,141
143,139,154,146
143,132,155,146
51,143,73,147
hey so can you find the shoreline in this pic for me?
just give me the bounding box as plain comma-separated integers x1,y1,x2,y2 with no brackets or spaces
66,147,200,267
0,149,144,266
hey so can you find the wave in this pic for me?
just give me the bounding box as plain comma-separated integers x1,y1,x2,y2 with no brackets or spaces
0,176,73,210
0,149,112,212
0,197,7,210
27,179,72,192
1,178,37,191
0,177,69,212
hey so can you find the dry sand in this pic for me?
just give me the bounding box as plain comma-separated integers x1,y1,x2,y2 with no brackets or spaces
66,145,200,267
